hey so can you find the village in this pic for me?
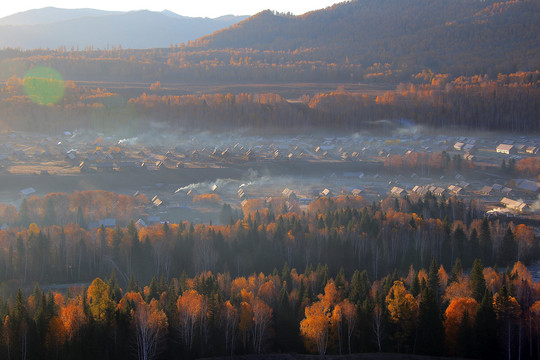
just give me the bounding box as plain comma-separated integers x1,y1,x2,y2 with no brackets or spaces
0,128,538,227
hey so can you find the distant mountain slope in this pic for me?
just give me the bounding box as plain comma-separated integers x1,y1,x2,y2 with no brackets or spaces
0,8,248,49
0,7,121,25
194,0,540,74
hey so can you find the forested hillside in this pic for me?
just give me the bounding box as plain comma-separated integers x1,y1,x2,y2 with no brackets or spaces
194,0,540,76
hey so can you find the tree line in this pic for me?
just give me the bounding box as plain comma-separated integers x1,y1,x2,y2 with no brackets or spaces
0,191,148,228
0,191,536,292
1,71,539,133
0,258,539,359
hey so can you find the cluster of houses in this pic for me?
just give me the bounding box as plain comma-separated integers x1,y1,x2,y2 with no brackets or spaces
79,160,143,172
393,180,536,214
451,138,539,159
481,184,513,196
410,185,447,197
496,142,539,155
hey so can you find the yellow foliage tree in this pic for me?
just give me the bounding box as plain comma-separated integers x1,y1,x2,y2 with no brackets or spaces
87,278,113,322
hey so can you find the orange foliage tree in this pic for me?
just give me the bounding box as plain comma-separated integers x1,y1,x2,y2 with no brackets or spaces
300,281,341,354
444,297,478,354
176,289,206,349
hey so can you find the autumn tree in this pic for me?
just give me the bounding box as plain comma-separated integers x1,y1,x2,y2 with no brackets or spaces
46,316,66,359
238,301,253,351
340,299,357,354
60,297,88,341
87,278,113,322
444,297,478,355
132,299,168,360
176,289,206,350
300,281,341,354
221,301,238,356
385,281,418,352
251,298,273,354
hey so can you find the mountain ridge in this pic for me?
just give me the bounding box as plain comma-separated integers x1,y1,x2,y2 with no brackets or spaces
0,7,123,25
0,8,249,49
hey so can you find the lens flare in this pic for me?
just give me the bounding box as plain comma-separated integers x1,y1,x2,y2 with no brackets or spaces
23,66,65,105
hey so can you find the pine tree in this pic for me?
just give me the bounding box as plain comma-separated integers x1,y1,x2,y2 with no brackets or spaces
11,289,30,360
348,270,370,305
17,198,30,227
449,258,463,284
453,227,466,264
498,226,517,267
479,218,492,264
108,272,122,303
475,290,497,359
411,274,420,297
34,292,48,340
128,273,140,293
456,310,474,356
468,228,480,267
417,287,444,355
470,259,486,302
275,288,299,352
147,276,160,302
76,206,86,229
42,198,56,226
427,258,441,302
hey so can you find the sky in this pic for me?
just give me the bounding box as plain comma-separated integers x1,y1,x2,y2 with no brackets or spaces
0,0,342,19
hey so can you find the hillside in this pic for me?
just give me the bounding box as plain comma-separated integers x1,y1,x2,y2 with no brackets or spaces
194,0,540,76
0,7,122,25
0,8,248,49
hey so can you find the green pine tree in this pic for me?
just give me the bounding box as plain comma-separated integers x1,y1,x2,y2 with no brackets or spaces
417,287,444,355
470,259,486,302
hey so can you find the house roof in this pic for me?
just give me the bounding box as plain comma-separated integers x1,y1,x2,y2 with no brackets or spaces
481,186,493,193
501,197,527,211
321,189,332,196
497,144,514,151
20,187,36,196
517,180,540,192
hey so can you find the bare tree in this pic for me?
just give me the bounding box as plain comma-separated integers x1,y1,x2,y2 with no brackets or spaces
373,303,385,352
